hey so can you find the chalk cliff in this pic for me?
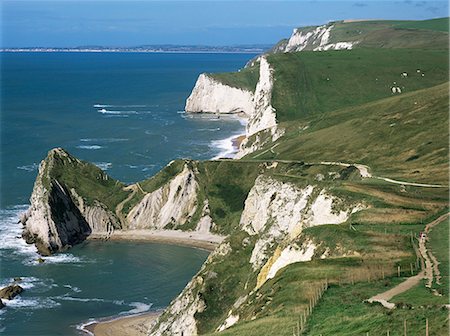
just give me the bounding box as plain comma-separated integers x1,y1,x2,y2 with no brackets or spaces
148,174,364,335
127,163,198,230
21,148,122,255
185,74,254,115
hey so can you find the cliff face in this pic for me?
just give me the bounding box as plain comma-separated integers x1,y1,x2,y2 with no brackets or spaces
185,74,254,115
148,174,364,335
283,23,357,52
21,148,123,255
127,164,199,230
185,56,284,158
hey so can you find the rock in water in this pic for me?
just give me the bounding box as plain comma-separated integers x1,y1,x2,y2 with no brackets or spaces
0,285,24,300
0,299,4,309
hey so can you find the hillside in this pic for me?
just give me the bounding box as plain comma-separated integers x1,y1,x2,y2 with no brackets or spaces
21,17,449,336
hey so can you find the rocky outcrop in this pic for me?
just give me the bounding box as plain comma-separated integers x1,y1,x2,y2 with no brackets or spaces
70,188,118,237
185,74,254,115
240,175,364,287
0,285,24,300
238,57,284,158
150,275,205,336
283,23,357,52
21,148,120,254
127,164,198,230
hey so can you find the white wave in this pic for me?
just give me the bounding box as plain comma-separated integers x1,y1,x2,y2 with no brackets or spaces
63,285,82,293
3,297,60,310
17,163,39,172
93,162,112,171
98,109,137,115
122,302,152,315
0,205,39,261
210,134,241,160
41,253,83,264
177,110,185,114
76,145,103,150
55,296,106,303
76,320,96,336
198,128,221,132
94,104,148,108
103,115,130,118
80,138,128,143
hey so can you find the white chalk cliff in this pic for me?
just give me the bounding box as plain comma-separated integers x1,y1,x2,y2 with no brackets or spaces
21,148,118,255
284,24,357,52
127,164,198,230
185,74,254,115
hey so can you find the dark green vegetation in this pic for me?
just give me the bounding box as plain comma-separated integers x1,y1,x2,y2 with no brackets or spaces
43,149,129,211
209,62,260,92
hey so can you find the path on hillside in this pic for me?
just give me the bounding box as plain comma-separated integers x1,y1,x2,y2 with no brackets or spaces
367,213,448,309
214,158,447,188
115,183,142,226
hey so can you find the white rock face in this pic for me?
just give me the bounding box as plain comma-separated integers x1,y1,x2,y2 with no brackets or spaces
240,175,363,270
266,242,316,280
314,41,357,51
21,149,92,254
284,24,357,52
246,57,277,137
284,24,334,52
218,314,240,332
149,276,205,336
127,164,198,229
185,74,254,115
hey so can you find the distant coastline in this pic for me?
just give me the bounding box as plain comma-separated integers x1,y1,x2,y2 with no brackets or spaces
0,45,271,54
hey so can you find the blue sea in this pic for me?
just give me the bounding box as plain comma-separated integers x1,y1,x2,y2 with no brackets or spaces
0,52,256,335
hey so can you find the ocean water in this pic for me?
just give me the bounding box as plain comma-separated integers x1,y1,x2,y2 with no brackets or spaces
0,52,256,335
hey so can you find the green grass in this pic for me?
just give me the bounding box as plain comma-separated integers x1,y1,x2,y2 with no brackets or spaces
268,48,448,122
392,216,449,305
305,281,449,336
252,82,449,184
394,17,450,33
195,161,262,235
46,149,129,211
138,159,185,193
209,63,260,92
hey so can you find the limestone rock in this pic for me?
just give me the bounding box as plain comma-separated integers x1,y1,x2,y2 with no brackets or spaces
0,285,23,300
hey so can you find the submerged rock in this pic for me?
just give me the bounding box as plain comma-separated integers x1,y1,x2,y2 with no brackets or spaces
0,285,24,300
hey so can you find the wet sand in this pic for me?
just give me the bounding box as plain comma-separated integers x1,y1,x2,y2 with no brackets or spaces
84,311,161,336
89,229,225,252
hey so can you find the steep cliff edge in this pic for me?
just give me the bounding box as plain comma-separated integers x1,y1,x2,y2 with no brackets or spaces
21,148,126,255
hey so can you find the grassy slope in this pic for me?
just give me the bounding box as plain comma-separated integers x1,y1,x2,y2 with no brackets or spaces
209,63,260,92
250,82,449,184
268,48,448,122
46,149,129,211
394,17,450,32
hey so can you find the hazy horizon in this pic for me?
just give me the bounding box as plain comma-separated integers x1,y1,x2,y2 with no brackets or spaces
1,1,448,48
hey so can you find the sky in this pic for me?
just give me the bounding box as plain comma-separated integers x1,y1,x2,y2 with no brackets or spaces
1,1,448,47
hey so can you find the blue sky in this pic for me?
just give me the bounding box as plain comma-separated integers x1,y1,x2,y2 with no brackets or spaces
1,1,448,47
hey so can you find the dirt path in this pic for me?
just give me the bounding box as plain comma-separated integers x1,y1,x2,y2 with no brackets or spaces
367,213,448,308
214,158,447,188
115,184,141,226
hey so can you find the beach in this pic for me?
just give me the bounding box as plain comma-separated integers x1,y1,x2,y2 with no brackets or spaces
84,311,161,336
89,229,225,252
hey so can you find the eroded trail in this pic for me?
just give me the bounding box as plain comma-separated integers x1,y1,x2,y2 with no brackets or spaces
367,213,448,308
115,183,142,227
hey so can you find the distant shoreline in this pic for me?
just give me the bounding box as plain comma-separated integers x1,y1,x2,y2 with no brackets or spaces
0,49,265,54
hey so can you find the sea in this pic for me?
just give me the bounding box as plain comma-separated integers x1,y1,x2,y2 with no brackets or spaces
0,52,256,335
